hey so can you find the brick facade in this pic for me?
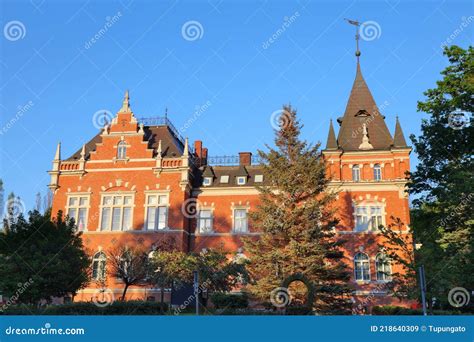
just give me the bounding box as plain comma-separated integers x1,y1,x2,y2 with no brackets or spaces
49,64,414,310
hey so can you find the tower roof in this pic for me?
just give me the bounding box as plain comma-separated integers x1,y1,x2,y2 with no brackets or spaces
336,62,393,151
325,119,338,150
393,116,408,147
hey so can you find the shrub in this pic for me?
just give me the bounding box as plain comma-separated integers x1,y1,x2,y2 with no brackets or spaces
210,292,248,309
371,305,468,316
0,301,168,315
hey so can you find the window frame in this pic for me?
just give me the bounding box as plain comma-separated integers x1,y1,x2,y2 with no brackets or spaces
375,253,392,282
254,174,264,183
198,209,214,234
354,252,370,282
232,208,249,233
117,141,127,160
373,164,382,181
144,192,170,231
92,251,107,281
236,176,247,186
203,177,213,186
352,165,361,182
99,192,135,231
354,202,385,232
65,193,90,231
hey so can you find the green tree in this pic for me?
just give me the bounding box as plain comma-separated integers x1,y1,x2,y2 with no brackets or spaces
409,45,473,310
0,210,90,305
243,105,352,314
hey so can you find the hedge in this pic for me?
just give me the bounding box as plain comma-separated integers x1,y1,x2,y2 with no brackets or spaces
210,292,249,309
371,305,468,316
0,301,168,315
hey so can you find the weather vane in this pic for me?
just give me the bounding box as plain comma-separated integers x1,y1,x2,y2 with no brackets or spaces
344,18,361,62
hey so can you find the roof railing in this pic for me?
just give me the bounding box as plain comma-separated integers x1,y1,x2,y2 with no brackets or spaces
138,116,186,146
207,155,263,166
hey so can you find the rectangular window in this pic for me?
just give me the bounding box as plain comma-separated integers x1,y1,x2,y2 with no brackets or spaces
233,209,248,233
254,174,264,183
370,207,383,231
236,177,246,185
66,195,89,230
100,194,134,231
145,194,168,230
220,175,229,184
355,207,368,232
198,210,213,233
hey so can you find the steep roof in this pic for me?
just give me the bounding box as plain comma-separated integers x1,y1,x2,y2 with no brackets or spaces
336,62,393,151
393,116,408,147
66,125,184,160
194,165,265,188
325,119,338,150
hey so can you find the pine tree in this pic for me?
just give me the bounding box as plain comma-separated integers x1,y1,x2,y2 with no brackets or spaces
243,105,352,314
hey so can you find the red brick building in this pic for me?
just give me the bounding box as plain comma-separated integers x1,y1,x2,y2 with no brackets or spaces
49,60,412,309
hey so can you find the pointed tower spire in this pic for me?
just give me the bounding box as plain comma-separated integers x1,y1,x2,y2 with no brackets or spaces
336,24,393,151
325,119,338,150
119,90,131,113
393,116,408,147
80,144,86,161
53,142,61,171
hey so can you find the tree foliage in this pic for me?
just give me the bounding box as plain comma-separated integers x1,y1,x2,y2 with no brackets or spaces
0,210,90,305
409,45,473,310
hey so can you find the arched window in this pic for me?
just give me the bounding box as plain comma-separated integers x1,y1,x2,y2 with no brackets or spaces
354,253,370,281
376,253,392,281
374,164,382,181
117,141,127,159
352,165,360,182
92,251,107,280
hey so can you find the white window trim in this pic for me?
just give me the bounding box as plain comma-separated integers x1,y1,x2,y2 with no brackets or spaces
352,164,361,182
375,253,392,282
254,174,264,183
203,177,213,186
352,201,386,232
220,175,229,184
197,207,214,234
231,206,250,234
236,176,247,185
92,251,107,281
373,164,382,181
65,193,91,231
353,253,371,282
143,191,170,231
98,192,135,231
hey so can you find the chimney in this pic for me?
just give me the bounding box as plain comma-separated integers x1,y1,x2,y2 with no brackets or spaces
239,152,252,166
194,140,202,158
202,148,208,166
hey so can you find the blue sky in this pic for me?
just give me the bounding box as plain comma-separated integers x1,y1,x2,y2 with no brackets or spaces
0,0,472,211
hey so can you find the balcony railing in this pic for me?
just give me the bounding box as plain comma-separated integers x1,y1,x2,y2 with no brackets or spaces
207,155,263,166
138,116,185,147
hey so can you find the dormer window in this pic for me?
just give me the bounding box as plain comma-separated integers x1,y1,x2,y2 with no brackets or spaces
117,141,127,159
254,174,264,183
203,177,213,186
236,176,246,185
220,175,229,184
